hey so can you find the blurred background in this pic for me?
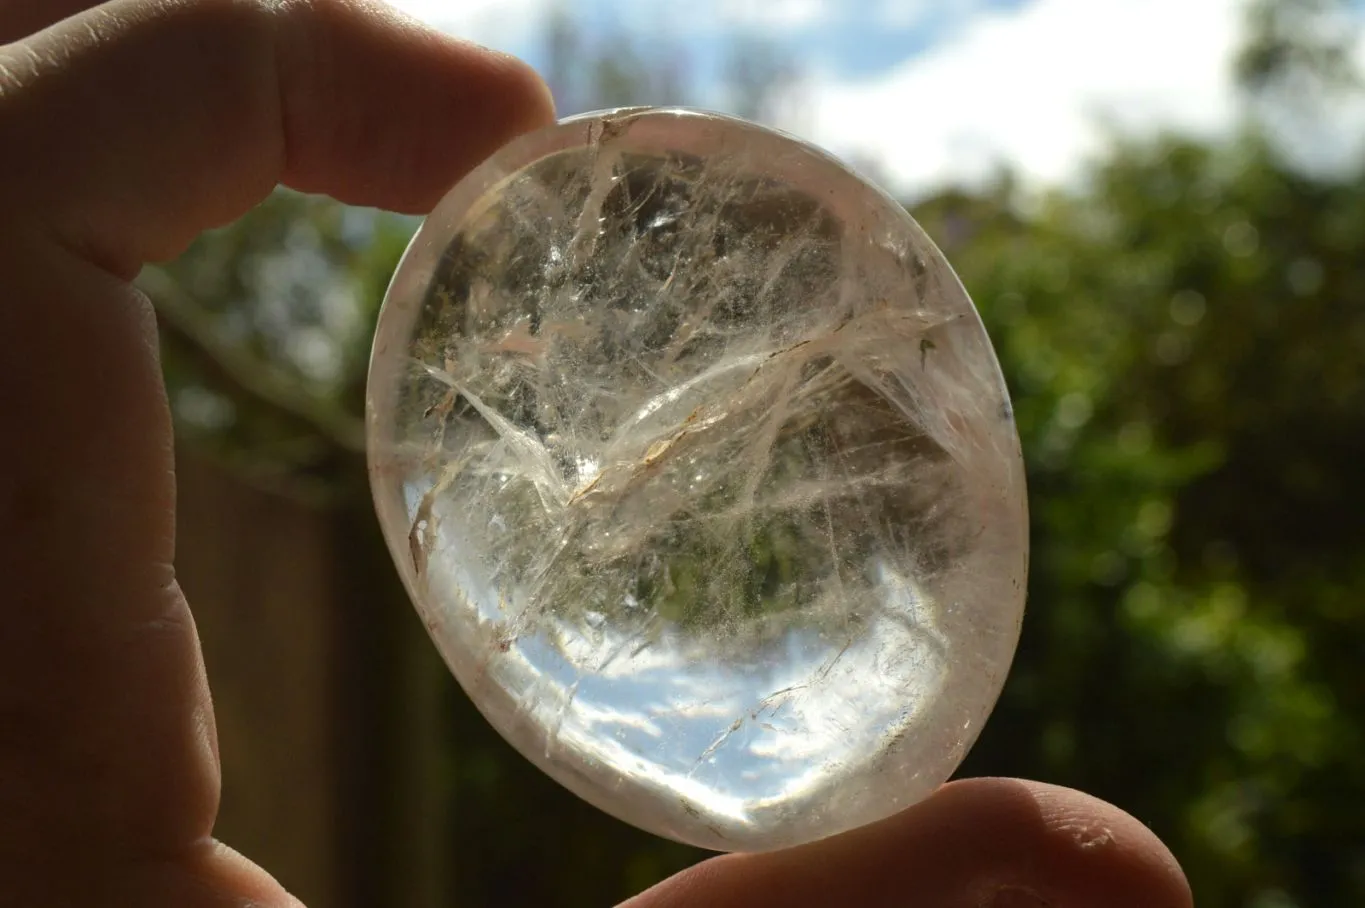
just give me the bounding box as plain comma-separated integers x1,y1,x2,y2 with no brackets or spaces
146,0,1364,905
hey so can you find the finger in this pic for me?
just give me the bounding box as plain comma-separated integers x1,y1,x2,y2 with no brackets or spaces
624,778,1192,908
0,1,553,903
1,0,555,274
0,0,107,43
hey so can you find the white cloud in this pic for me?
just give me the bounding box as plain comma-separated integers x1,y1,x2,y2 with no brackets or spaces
801,0,1248,196
385,0,551,49
875,0,934,29
387,0,837,45
388,0,852,48
874,0,986,31
717,0,836,29
386,0,1365,195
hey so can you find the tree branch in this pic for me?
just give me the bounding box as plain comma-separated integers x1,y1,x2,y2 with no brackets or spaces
137,266,367,455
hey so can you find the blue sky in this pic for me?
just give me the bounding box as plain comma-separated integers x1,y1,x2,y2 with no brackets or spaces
527,0,1031,79
390,0,1365,197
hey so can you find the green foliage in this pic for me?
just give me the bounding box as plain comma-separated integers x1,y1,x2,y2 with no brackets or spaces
146,191,415,500
919,130,1364,907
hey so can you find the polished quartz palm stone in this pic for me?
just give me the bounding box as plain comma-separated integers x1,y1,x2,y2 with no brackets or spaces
366,107,1028,852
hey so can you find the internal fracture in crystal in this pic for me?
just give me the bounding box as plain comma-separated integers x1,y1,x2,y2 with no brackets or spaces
366,107,1029,852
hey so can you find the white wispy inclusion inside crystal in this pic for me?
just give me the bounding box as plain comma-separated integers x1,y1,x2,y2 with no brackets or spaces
370,110,1028,853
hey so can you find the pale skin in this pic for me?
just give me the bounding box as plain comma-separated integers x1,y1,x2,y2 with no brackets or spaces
0,2,1194,905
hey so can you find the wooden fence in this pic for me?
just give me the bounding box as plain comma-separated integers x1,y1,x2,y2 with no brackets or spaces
175,448,451,907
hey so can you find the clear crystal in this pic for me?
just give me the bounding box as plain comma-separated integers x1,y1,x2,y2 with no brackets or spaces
366,108,1028,852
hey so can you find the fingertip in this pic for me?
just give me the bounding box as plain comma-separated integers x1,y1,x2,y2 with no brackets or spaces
925,778,1193,908
484,45,558,127
1018,779,1193,908
623,778,1192,908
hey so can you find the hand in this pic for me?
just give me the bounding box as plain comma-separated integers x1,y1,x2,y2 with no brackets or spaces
0,2,1192,905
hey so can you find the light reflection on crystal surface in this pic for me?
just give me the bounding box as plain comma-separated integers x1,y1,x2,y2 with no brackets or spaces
367,108,1028,852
